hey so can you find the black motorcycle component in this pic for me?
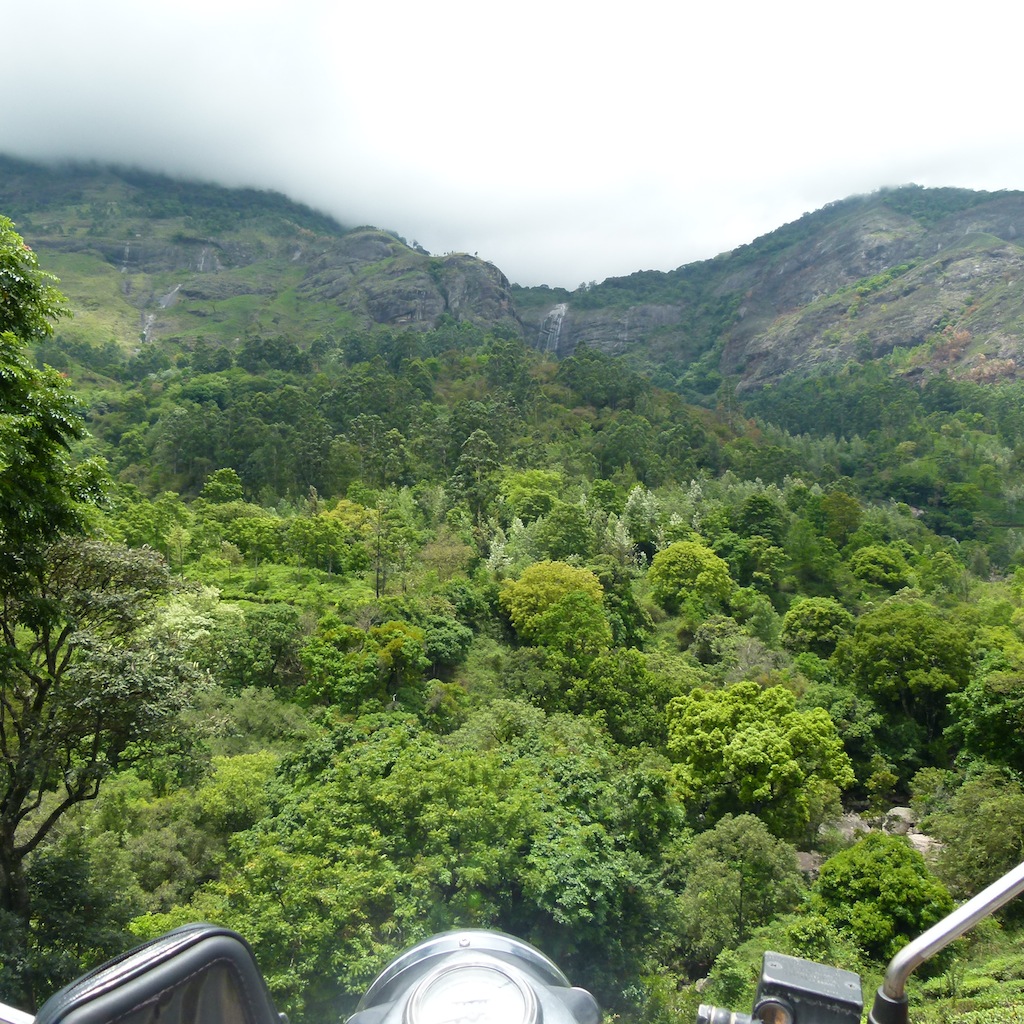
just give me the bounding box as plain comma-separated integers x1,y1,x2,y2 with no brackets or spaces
698,952,862,1024
32,924,283,1024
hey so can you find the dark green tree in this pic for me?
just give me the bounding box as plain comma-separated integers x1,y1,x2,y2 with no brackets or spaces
819,490,862,548
535,501,598,561
813,833,952,962
0,225,207,1006
675,814,804,968
919,769,1024,901
0,540,204,1002
780,597,855,659
556,344,647,409
581,647,676,747
451,429,500,522
735,492,789,546
132,710,675,1021
833,600,972,772
0,218,104,595
944,621,1024,771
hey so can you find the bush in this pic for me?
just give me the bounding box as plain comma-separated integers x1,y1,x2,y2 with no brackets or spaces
814,833,953,961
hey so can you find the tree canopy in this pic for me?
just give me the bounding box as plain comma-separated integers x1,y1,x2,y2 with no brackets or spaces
666,682,854,841
0,218,104,593
648,540,734,615
0,224,203,1006
499,561,605,644
813,834,953,961
8,187,1024,1024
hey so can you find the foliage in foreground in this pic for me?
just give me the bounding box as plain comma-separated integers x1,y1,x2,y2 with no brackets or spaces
6,211,1024,1022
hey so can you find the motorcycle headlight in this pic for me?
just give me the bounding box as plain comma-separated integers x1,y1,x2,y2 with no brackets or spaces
405,957,539,1024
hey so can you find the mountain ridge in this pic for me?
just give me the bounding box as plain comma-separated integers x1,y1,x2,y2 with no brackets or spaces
5,154,1024,392
514,185,1024,391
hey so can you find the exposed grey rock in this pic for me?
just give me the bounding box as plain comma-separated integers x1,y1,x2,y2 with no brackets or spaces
539,303,687,358
882,806,916,835
908,833,943,858
797,851,826,879
517,190,1024,390
298,232,521,332
832,812,871,842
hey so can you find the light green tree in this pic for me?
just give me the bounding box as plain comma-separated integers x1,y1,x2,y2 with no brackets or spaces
200,467,244,503
529,590,613,666
500,468,563,521
648,540,733,615
621,483,663,554
849,543,911,592
499,560,604,644
666,682,854,841
225,513,284,581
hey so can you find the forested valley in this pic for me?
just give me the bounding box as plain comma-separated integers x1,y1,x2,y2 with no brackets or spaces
4,178,1024,1024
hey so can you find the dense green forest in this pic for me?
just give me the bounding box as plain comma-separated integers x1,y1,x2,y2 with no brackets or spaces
5,203,1024,1024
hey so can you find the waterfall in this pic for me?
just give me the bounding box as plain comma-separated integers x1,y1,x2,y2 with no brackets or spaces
539,303,568,355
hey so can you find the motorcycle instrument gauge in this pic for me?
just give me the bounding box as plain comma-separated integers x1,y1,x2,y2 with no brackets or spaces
405,958,539,1024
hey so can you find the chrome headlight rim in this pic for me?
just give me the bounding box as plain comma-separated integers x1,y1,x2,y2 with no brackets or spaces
359,929,569,1010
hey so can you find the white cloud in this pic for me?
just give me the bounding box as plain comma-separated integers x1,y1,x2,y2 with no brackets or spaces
3,0,1024,287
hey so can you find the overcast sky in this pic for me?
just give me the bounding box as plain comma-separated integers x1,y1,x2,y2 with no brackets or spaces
4,0,1023,288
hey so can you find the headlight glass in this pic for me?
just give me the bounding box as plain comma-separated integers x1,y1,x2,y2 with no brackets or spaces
406,960,539,1024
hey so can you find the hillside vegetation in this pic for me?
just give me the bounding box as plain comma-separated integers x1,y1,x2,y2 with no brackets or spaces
2,166,1024,1024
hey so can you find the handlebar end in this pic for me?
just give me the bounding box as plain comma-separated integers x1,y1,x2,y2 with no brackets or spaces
696,1006,753,1024
867,985,909,1024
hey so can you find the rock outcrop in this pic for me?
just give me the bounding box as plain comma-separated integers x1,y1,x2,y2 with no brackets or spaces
517,187,1024,389
9,157,1024,392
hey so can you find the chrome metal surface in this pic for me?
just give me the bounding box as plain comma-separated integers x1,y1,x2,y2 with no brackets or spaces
0,1002,34,1024
883,860,1024,1000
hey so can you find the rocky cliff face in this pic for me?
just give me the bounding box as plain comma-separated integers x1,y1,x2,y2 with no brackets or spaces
715,195,1024,387
6,158,1024,392
541,303,687,359
297,232,520,330
517,188,1024,389
0,159,524,351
